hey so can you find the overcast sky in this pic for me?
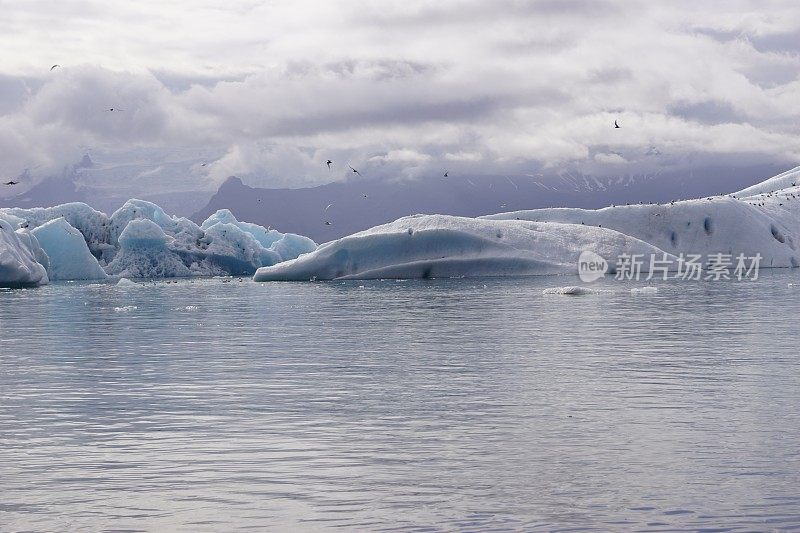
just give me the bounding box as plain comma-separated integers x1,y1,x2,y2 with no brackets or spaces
1,0,799,191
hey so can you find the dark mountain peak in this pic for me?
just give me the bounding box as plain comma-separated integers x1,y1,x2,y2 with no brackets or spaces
220,176,245,190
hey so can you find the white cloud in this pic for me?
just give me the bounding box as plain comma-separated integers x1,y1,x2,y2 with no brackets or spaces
594,153,626,165
0,1,799,194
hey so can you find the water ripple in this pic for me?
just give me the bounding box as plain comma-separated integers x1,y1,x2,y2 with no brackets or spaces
2,272,800,531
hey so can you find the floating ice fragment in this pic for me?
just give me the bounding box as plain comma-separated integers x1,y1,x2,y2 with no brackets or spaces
630,286,658,294
543,286,595,295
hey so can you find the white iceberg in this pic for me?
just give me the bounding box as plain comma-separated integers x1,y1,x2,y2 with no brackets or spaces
0,217,49,287
255,165,800,281
253,214,674,281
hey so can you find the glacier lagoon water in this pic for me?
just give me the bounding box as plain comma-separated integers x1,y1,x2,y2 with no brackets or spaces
2,272,800,532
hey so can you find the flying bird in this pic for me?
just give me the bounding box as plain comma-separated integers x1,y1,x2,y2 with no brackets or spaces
325,203,333,211
105,108,124,112
3,180,19,185
614,120,620,129
50,64,60,71
324,221,332,226
326,159,333,169
349,165,361,176
444,170,448,178
362,194,368,198
200,162,207,167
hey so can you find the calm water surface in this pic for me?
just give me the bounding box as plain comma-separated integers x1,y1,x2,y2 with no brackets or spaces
2,272,800,532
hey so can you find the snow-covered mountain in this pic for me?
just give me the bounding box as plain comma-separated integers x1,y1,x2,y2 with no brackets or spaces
0,154,213,217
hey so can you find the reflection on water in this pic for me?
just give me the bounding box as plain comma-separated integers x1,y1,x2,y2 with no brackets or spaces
2,273,800,531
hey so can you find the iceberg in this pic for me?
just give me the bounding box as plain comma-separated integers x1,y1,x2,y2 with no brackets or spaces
542,286,597,295
0,217,49,287
31,218,108,280
106,219,192,278
255,166,800,281
1,200,317,280
253,214,674,281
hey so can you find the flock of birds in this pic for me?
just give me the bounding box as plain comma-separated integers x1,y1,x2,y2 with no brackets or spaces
318,159,456,226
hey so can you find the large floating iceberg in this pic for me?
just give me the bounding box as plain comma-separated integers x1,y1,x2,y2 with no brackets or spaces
0,199,317,284
254,166,800,281
254,214,672,281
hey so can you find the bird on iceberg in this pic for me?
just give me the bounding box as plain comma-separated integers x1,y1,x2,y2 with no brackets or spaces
614,120,620,128
326,159,333,169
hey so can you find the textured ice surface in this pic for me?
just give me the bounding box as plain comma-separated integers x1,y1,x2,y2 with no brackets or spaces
254,214,674,281
542,286,609,295
0,217,49,287
31,218,108,281
255,166,800,281
1,200,317,280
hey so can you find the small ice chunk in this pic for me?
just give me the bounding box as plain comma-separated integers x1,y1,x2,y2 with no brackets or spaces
543,286,595,295
631,286,658,294
114,305,138,312
116,277,138,287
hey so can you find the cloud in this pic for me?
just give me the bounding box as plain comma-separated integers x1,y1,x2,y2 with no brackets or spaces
0,1,799,195
594,153,626,165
